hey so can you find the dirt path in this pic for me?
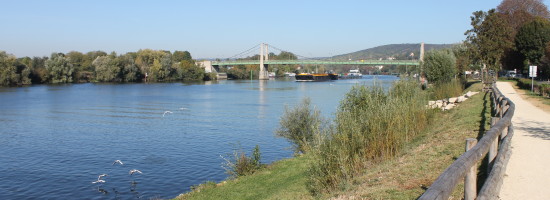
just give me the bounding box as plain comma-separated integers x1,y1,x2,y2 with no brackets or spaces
497,82,550,200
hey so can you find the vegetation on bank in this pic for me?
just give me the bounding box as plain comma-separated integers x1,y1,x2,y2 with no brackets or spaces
0,49,213,86
307,80,429,194
175,82,488,200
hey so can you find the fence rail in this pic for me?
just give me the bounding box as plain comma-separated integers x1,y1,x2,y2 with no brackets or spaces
419,82,515,200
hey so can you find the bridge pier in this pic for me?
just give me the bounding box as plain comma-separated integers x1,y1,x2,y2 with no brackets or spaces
259,43,269,80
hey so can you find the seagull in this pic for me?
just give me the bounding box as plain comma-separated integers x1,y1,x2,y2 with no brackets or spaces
92,174,107,184
163,111,173,117
112,160,124,165
92,179,106,184
129,169,143,175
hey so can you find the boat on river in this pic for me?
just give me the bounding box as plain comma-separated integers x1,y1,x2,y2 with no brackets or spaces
339,69,363,79
295,73,338,82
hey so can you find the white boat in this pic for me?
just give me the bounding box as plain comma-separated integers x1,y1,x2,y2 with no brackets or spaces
348,69,362,77
283,72,296,77
340,69,362,79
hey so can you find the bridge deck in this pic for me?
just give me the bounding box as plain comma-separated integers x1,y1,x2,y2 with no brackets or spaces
212,60,419,66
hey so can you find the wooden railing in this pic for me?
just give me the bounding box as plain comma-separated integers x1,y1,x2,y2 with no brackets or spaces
419,83,515,200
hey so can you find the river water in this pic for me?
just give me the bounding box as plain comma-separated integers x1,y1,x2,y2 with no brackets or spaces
0,75,398,199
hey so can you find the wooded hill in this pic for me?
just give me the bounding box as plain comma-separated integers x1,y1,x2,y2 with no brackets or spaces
332,43,455,60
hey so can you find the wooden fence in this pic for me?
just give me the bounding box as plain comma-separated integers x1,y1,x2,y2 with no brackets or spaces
419,83,515,200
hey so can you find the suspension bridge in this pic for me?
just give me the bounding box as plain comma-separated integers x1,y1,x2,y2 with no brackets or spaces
198,43,424,80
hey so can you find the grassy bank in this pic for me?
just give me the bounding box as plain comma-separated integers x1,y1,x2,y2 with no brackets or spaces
176,82,490,200
499,78,550,107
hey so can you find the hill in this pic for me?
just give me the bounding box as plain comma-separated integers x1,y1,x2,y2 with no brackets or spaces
332,43,456,61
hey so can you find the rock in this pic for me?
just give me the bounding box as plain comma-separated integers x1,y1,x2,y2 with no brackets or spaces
444,103,456,111
436,100,444,108
465,91,479,98
449,97,458,103
457,96,466,102
428,101,436,106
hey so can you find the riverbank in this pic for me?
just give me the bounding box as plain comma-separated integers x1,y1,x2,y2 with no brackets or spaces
175,82,490,199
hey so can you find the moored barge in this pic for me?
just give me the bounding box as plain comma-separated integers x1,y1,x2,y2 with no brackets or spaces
295,73,338,82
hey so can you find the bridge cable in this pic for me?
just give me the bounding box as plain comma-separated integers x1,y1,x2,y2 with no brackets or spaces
226,43,261,60
266,44,323,61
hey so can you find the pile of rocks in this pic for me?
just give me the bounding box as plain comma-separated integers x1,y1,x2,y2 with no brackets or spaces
428,91,480,111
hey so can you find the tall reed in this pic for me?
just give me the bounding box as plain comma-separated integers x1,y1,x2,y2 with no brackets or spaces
431,79,464,100
307,80,429,194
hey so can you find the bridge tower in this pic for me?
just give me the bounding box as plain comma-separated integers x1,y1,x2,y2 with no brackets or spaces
420,42,425,62
259,43,269,80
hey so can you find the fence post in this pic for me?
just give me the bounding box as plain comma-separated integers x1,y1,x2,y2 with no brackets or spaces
489,117,499,171
465,138,478,200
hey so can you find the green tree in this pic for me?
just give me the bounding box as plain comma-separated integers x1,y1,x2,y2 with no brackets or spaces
173,50,193,63
45,53,74,83
93,56,122,82
178,60,205,80
515,17,550,66
465,9,514,71
30,56,49,83
0,51,19,86
118,54,141,82
422,50,457,84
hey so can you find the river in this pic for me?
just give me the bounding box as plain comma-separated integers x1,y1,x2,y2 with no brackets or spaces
0,75,399,199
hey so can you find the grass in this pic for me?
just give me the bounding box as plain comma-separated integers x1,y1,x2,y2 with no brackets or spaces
175,81,491,200
176,155,312,200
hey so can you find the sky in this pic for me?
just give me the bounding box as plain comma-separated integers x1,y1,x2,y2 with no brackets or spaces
1,0,546,59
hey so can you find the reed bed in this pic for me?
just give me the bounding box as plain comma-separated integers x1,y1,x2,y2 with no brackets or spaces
307,80,430,194
431,79,464,100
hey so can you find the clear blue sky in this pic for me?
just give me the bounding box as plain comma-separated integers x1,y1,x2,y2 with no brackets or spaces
1,0,543,59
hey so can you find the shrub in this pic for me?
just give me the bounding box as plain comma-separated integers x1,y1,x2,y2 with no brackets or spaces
307,80,429,194
276,98,325,154
221,145,262,178
423,50,457,84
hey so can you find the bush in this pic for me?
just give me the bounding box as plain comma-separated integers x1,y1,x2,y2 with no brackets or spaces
307,80,429,194
221,145,262,178
423,50,457,84
276,98,325,154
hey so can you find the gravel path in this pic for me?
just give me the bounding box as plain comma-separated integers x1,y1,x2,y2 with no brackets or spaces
497,82,550,200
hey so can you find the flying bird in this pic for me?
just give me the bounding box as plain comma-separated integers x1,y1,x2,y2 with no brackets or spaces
163,111,173,117
129,169,143,175
92,174,107,184
92,179,106,184
112,160,124,165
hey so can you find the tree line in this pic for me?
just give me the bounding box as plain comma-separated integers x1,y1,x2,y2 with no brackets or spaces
464,0,550,79
0,49,214,86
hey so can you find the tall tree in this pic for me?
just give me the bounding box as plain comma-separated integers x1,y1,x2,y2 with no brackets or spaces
173,50,193,63
0,51,19,86
46,53,74,83
497,0,550,31
93,56,121,82
465,9,514,71
515,17,550,66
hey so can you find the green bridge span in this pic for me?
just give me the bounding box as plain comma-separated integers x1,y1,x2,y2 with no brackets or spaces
211,60,420,66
